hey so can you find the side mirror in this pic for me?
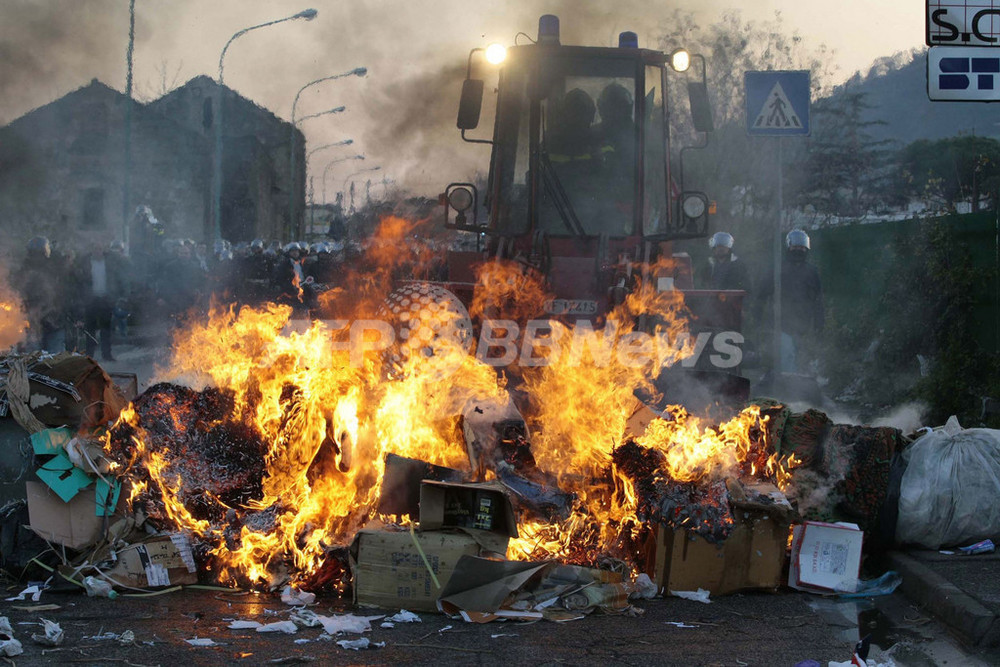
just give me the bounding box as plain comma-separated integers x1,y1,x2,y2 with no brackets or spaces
457,79,485,130
687,81,714,133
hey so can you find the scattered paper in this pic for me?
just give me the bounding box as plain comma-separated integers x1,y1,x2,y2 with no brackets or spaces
491,633,519,638
315,614,383,635
290,608,323,628
670,588,712,604
280,585,316,606
337,637,384,650
228,620,264,630
631,573,658,600
256,621,299,634
6,585,43,602
380,622,395,629
119,630,136,645
185,637,222,647
30,618,63,646
0,617,23,657
664,621,700,628
387,610,421,623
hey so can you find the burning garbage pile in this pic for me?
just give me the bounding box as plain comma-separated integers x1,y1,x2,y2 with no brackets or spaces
83,217,803,602
0,217,913,616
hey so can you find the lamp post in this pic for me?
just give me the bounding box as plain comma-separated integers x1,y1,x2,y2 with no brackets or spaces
121,0,136,249
288,67,366,241
322,155,365,204
213,8,318,241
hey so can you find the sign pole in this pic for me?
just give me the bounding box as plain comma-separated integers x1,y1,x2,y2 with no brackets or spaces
773,137,783,374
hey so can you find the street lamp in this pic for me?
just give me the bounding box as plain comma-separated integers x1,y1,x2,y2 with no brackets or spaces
306,138,353,162
322,155,365,203
213,8,318,241
296,105,345,124
288,67,367,239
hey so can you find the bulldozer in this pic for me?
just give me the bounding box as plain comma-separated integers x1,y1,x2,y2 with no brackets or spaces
424,15,749,411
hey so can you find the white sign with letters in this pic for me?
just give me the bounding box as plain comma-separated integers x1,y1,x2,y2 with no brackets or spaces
928,46,1000,101
928,1,1000,47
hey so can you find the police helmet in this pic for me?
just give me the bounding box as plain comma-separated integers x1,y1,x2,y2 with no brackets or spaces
250,238,265,252
786,229,811,251
708,232,734,249
27,236,51,258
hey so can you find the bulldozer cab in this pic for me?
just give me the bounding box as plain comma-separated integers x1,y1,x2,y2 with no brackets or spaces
445,23,712,253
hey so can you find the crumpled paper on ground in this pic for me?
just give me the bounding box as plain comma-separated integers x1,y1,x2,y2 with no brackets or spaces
30,618,63,646
290,608,323,628
228,620,263,630
337,637,385,650
185,637,222,647
387,610,421,623
6,585,43,602
630,573,658,600
671,588,712,604
280,585,316,606
0,617,24,657
256,621,298,634
315,614,383,635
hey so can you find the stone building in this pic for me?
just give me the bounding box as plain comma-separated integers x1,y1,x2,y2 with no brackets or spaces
148,75,304,243
0,79,207,253
0,76,304,254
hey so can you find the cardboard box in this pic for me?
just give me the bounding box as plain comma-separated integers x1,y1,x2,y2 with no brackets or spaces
25,480,123,550
103,534,199,588
788,521,863,593
419,480,518,544
649,506,790,595
350,527,505,611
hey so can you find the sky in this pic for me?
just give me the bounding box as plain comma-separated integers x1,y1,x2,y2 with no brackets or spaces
0,0,926,198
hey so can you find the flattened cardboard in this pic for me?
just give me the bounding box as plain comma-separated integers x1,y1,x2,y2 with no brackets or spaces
437,556,549,614
350,528,505,612
35,451,92,502
29,428,73,456
789,521,863,593
649,506,790,596
419,480,518,541
103,534,198,589
26,480,117,549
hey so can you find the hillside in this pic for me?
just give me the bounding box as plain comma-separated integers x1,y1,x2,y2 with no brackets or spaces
828,50,1000,145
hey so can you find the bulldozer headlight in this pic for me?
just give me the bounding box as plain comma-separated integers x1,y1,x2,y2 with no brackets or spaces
670,48,690,72
448,186,474,212
486,43,507,65
682,193,706,219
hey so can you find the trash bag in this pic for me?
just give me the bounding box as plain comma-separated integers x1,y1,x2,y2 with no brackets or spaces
896,417,1000,548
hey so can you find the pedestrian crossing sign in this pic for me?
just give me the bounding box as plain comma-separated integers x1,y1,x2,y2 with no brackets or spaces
745,70,810,136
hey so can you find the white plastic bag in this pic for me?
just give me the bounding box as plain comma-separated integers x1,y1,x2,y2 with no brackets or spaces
896,417,1000,548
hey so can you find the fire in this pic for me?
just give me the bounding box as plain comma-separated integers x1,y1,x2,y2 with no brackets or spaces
0,272,27,349
103,215,799,590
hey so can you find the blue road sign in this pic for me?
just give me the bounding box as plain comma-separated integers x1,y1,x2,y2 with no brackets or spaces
745,71,811,136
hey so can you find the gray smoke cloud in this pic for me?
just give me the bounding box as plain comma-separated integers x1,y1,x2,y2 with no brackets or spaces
0,0,913,198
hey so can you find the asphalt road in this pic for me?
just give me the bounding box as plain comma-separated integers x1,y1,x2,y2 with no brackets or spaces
0,587,988,667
